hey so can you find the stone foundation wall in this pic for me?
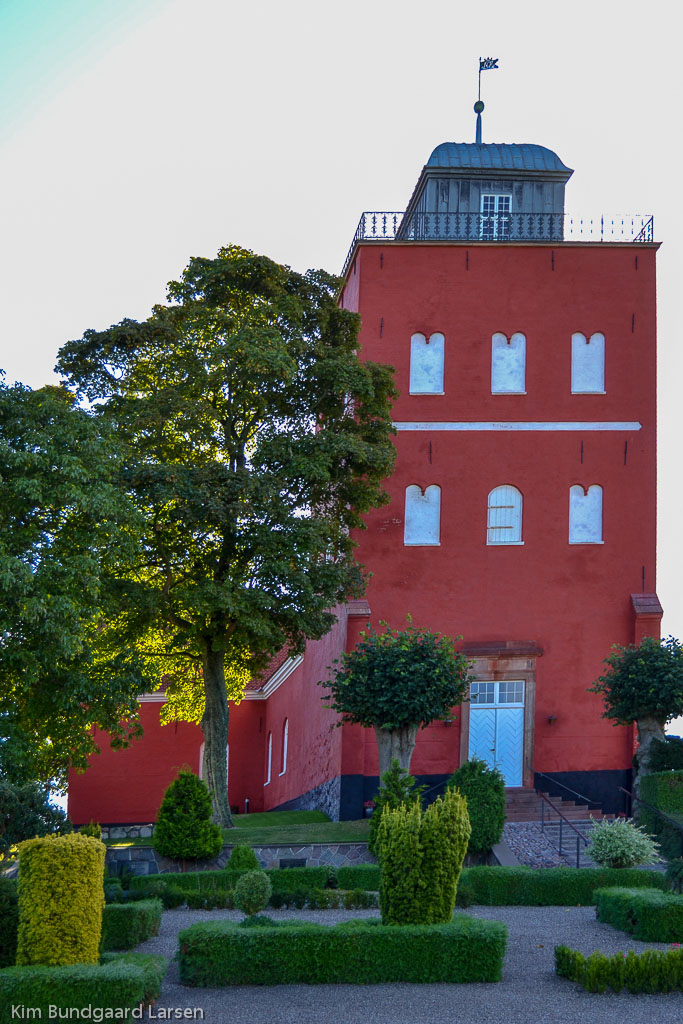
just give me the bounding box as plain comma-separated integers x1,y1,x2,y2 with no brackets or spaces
105,841,376,877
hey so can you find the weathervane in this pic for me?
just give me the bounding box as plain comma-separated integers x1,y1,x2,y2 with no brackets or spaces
475,57,499,143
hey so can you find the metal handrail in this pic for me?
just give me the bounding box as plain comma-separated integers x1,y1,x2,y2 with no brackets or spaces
535,772,601,809
536,789,590,869
619,786,683,857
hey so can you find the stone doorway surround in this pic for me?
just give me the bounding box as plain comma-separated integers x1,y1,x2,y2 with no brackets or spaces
458,641,542,790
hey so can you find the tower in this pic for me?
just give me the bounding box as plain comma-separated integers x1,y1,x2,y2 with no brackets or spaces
336,109,660,815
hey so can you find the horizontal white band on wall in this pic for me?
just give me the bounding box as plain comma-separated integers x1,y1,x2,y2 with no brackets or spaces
393,421,642,432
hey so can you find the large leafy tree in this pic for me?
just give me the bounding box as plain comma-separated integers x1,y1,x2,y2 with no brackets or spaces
56,245,396,826
321,621,473,778
0,381,150,788
589,635,683,800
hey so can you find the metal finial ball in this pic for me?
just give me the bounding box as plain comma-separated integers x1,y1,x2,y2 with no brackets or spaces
474,100,485,113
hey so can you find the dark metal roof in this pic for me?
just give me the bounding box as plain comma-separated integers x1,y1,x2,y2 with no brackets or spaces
427,142,572,174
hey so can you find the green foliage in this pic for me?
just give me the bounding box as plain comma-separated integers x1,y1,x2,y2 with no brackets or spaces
56,245,397,825
666,857,683,893
0,953,167,1024
226,844,260,870
100,899,162,950
586,816,661,868
233,870,272,916
0,779,71,860
647,735,683,772
589,636,683,726
17,833,105,967
0,878,18,967
595,886,683,942
555,943,683,994
640,771,683,860
177,916,507,986
79,821,102,839
129,864,332,895
0,382,151,787
447,758,506,854
321,621,472,731
377,788,471,925
367,759,425,855
336,865,380,890
461,865,667,905
153,769,223,862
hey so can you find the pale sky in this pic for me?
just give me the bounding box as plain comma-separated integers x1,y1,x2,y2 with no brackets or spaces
1,0,681,704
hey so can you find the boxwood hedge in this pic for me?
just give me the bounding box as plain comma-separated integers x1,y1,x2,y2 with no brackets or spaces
0,953,166,1024
555,944,683,994
462,866,667,905
178,916,507,986
595,886,683,942
100,899,162,950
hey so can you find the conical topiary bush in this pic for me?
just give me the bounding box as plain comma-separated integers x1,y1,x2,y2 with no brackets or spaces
153,768,223,867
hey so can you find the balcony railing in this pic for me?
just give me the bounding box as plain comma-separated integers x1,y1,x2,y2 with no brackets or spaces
342,211,654,275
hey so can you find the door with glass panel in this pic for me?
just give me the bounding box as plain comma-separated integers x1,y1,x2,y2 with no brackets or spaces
468,680,524,786
480,194,511,240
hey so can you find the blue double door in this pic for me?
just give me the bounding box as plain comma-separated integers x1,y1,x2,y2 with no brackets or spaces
467,680,525,787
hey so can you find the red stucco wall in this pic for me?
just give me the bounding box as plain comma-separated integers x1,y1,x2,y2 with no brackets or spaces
341,241,657,781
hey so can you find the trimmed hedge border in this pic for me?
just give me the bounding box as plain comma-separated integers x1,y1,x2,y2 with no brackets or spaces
0,953,167,1024
100,899,162,950
130,865,333,894
178,916,507,986
555,944,683,994
595,886,683,942
459,866,668,906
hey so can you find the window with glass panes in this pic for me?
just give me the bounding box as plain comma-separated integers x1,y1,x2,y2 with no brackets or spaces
481,194,511,240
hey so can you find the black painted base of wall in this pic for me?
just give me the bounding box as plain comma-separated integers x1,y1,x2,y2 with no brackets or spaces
533,769,632,816
339,773,452,821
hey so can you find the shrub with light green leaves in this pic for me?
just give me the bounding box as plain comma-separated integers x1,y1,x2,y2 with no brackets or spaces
586,816,662,868
367,760,425,856
378,787,470,924
233,870,272,917
226,844,259,871
17,833,105,966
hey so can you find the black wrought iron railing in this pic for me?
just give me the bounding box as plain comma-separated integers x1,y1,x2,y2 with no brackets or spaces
536,789,590,868
342,211,654,275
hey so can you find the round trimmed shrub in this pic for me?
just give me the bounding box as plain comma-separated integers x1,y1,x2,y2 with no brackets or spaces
586,817,662,868
447,758,505,854
226,844,259,871
233,870,272,917
153,769,223,863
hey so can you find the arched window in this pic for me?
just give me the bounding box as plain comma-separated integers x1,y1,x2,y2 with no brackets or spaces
409,332,445,394
487,485,523,545
572,332,605,393
264,731,272,786
491,332,526,394
279,719,288,776
569,484,603,543
404,484,441,545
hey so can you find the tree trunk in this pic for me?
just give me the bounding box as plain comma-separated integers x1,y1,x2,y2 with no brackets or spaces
633,715,666,809
374,724,419,783
201,644,234,827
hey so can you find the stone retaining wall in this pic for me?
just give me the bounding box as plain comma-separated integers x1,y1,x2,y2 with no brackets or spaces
105,842,377,877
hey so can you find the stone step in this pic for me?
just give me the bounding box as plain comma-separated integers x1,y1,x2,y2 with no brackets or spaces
505,788,608,823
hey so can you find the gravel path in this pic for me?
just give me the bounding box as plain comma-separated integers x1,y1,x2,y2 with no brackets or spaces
136,905,682,1023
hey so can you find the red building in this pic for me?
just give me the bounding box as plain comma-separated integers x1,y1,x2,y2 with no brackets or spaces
68,122,661,825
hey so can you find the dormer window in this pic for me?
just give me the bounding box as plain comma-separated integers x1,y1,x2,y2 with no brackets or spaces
481,195,511,240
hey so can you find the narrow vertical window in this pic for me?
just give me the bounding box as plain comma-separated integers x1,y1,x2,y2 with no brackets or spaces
481,194,511,240
572,332,605,393
279,719,288,776
492,332,526,393
569,484,603,543
265,731,272,786
404,484,441,545
410,332,444,394
487,485,523,545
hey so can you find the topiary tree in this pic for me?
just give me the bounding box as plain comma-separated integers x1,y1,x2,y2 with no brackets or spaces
233,870,272,917
226,844,260,871
585,816,662,869
447,758,506,855
321,620,473,778
153,769,223,868
367,759,425,856
377,787,470,925
588,636,683,799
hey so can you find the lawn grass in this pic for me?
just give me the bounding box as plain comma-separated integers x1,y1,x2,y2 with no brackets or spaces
103,810,370,847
